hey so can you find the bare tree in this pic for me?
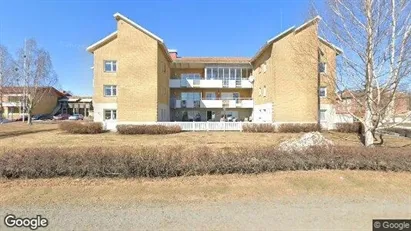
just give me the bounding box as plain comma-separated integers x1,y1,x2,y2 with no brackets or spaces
311,0,410,147
15,39,58,124
0,44,16,121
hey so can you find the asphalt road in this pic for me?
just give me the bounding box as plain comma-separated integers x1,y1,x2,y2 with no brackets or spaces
1,196,410,230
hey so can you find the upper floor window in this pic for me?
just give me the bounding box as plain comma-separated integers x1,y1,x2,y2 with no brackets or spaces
181,73,201,80
319,62,327,73
104,60,117,72
319,87,327,98
104,85,117,96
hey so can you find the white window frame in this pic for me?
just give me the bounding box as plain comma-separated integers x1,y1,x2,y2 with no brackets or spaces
320,109,327,122
319,62,327,74
319,87,327,98
104,60,117,73
104,85,117,97
104,109,117,120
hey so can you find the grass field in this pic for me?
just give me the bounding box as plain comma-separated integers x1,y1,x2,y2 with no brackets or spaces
1,170,410,206
1,122,411,151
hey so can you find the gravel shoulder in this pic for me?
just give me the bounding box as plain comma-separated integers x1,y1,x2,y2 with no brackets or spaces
1,171,410,230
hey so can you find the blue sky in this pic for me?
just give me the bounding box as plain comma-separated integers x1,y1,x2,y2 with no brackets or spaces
0,0,318,95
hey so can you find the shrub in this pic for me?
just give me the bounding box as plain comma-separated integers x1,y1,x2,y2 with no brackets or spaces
117,125,182,135
335,122,362,133
59,121,103,134
1,145,410,179
277,123,321,133
384,128,411,137
242,123,275,133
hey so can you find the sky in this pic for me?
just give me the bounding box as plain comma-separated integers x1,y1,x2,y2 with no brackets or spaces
0,0,319,96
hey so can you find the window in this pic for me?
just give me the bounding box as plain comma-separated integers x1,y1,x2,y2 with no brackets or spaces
104,85,117,96
104,60,117,72
319,87,327,98
205,92,216,100
263,86,267,97
104,109,117,120
320,109,327,121
181,73,201,79
7,96,21,102
319,62,327,73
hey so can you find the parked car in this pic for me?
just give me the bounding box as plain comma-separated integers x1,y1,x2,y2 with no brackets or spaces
53,114,70,120
32,114,46,120
15,115,29,121
68,114,84,120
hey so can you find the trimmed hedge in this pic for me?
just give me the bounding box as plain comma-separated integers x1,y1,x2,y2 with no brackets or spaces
242,123,276,133
59,122,103,134
1,145,410,179
335,122,362,133
277,123,321,133
117,125,182,135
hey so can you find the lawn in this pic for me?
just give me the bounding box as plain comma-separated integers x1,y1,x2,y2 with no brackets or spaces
1,170,410,206
1,122,411,152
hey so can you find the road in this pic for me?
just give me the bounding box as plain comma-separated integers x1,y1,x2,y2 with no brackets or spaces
1,196,410,230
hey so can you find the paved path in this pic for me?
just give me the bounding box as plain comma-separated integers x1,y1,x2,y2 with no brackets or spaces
1,196,410,230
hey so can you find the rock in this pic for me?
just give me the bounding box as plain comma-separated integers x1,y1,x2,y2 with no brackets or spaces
278,132,334,152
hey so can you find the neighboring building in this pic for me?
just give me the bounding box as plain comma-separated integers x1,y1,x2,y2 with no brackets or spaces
0,87,64,120
336,90,411,123
57,91,93,117
87,13,341,128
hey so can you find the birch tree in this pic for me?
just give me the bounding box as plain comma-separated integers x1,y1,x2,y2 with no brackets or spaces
16,39,58,124
0,45,16,121
312,0,410,147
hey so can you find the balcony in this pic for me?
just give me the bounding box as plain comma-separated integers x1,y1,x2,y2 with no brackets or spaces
171,98,254,109
169,78,253,89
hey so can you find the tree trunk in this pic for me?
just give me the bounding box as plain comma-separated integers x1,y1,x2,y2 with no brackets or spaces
364,108,374,147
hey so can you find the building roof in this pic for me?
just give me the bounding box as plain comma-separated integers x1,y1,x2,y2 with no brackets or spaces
1,87,64,97
86,13,172,62
250,16,342,63
174,57,251,64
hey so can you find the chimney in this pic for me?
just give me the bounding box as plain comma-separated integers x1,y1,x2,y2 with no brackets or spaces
168,49,178,60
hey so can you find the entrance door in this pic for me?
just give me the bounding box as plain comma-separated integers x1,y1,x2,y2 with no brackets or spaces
207,111,215,121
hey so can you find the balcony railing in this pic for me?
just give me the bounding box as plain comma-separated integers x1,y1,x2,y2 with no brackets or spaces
170,78,253,88
170,97,253,109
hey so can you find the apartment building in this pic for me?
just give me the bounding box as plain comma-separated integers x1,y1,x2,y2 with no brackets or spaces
0,87,63,120
87,13,341,128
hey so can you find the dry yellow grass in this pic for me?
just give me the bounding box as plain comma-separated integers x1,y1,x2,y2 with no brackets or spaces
0,170,410,206
1,122,410,151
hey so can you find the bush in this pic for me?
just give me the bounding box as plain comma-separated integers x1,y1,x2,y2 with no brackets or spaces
242,123,275,133
384,128,411,137
59,121,103,134
1,145,410,179
277,123,321,133
335,122,362,133
117,125,182,135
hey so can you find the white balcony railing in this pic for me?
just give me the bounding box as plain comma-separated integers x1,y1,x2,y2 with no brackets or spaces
171,98,253,109
169,78,253,88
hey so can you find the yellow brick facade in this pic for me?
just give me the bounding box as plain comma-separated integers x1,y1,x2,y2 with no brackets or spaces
88,13,339,125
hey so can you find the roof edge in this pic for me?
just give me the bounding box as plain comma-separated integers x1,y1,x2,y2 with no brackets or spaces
113,12,164,43
318,36,343,55
86,31,118,53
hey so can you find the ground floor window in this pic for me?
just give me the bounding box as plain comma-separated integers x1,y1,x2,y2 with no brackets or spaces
104,109,117,120
320,109,327,121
